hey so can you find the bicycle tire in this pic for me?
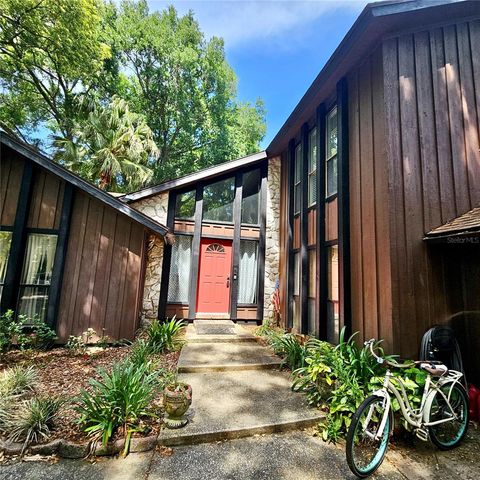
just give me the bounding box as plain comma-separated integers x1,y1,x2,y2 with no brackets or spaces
346,395,391,478
428,382,468,450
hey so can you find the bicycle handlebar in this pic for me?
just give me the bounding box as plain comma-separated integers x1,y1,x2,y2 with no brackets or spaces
364,339,415,369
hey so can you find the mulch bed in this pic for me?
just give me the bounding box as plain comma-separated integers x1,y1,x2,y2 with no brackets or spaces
0,346,180,444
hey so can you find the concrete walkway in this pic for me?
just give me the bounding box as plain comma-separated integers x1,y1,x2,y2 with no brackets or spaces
160,321,323,446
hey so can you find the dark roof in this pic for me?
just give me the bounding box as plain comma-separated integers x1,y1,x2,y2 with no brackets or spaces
267,0,479,156
121,150,267,203
425,207,480,239
0,132,170,237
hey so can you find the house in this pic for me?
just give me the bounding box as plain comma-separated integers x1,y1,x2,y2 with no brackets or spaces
1,0,479,380
0,134,169,342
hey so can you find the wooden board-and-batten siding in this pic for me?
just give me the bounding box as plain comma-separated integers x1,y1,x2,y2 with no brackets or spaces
383,20,480,360
56,191,146,342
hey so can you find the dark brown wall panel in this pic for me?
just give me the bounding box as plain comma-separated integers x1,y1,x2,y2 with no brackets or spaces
27,169,65,229
307,209,316,246
57,192,146,342
347,48,393,349
383,20,480,359
0,151,24,226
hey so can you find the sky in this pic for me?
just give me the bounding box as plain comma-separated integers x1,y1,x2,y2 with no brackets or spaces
148,0,371,148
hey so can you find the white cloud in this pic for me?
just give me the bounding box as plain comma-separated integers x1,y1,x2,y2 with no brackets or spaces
147,1,367,48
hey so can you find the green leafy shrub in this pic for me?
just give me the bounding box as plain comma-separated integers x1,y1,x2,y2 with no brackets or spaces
291,328,426,442
76,358,160,455
129,338,154,367
17,316,58,350
145,317,186,353
268,333,308,370
0,365,37,397
1,397,63,452
0,310,22,352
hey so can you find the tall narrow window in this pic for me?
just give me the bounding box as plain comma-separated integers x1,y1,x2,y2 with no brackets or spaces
292,252,301,332
308,249,317,336
0,231,13,300
327,245,339,343
326,107,338,197
241,169,261,225
237,240,258,304
167,235,193,303
17,234,57,321
203,177,235,223
294,144,302,215
308,128,317,206
175,190,196,220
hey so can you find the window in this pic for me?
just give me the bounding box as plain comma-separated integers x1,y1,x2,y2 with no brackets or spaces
241,169,261,225
307,249,317,337
327,245,339,343
292,252,301,332
175,190,196,220
167,236,193,303
294,144,302,215
326,107,338,197
238,240,258,304
17,234,57,321
308,128,317,206
0,231,13,300
203,177,235,223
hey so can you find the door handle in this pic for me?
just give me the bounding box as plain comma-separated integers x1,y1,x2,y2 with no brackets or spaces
226,276,230,288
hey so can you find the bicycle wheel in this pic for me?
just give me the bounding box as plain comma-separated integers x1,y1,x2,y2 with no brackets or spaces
346,396,391,478
428,382,468,450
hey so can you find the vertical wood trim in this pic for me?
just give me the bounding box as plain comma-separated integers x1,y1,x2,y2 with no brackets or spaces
316,104,327,339
46,183,73,328
337,77,352,337
158,193,175,320
0,160,33,313
188,185,203,320
230,172,243,321
257,163,268,324
286,139,296,329
300,123,309,334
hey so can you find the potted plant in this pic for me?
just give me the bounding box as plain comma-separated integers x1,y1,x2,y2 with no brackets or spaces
162,370,192,429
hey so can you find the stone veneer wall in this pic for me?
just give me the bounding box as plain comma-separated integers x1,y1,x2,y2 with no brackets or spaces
132,193,169,321
263,157,281,321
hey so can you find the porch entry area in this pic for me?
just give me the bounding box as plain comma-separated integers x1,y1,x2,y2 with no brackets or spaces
196,239,232,318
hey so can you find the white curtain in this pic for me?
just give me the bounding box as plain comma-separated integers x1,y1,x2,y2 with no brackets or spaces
238,241,258,304
168,236,192,303
18,234,57,321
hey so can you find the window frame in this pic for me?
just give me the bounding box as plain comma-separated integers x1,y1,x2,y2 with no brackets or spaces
325,106,338,199
307,127,318,207
16,232,58,322
202,176,236,224
293,143,302,216
174,189,196,221
241,168,262,226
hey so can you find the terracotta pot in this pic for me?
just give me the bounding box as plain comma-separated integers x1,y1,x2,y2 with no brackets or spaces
163,383,192,429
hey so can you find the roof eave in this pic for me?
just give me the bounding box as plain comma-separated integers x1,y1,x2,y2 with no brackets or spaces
0,132,170,238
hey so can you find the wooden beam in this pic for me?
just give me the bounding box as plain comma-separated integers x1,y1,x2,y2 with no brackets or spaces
337,77,352,337
316,104,328,340
158,191,176,320
46,183,74,328
256,162,268,324
0,160,33,314
286,139,296,329
230,172,243,321
187,184,204,320
300,123,309,334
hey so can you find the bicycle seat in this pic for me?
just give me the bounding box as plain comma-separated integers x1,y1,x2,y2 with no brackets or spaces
418,362,448,377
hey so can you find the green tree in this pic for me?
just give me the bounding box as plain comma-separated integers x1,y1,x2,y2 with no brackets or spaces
55,97,157,192
112,1,266,182
0,0,110,142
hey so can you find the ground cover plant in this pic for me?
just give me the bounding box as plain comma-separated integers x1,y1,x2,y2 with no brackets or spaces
257,324,426,442
0,317,184,453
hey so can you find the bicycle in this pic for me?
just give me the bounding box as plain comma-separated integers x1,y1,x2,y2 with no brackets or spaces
345,339,469,478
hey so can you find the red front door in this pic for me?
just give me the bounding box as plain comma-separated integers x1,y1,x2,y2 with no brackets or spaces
196,239,232,314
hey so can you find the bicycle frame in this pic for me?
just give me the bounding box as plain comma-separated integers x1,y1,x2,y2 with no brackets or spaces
369,368,464,439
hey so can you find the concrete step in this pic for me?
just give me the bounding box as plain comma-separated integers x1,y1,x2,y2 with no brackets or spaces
159,370,324,447
185,322,259,344
177,342,282,373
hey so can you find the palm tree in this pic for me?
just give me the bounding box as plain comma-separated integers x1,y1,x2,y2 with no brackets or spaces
55,97,158,192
